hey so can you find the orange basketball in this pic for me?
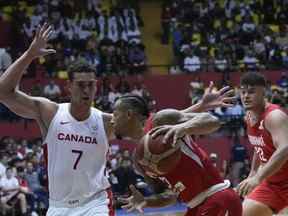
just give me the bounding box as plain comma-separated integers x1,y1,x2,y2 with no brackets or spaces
134,133,183,177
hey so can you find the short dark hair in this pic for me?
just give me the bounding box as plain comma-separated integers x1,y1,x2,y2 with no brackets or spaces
67,60,96,80
240,72,266,87
117,94,150,118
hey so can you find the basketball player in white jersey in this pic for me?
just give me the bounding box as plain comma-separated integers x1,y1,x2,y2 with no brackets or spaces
0,24,115,215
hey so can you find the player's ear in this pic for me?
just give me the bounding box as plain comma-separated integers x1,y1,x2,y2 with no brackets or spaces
127,109,133,119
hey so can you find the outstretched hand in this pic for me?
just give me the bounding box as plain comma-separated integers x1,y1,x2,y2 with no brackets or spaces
118,185,146,214
27,23,56,59
201,81,236,110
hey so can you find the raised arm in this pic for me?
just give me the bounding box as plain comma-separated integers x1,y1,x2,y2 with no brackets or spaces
0,24,57,137
181,81,236,113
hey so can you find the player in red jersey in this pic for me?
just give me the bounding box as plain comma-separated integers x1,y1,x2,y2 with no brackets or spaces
237,72,288,216
112,85,242,216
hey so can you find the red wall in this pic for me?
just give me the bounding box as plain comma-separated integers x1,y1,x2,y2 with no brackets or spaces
20,70,285,110
0,20,12,47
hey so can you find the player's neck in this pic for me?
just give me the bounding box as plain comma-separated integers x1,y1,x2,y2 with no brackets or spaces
130,127,145,142
69,103,91,121
249,101,267,121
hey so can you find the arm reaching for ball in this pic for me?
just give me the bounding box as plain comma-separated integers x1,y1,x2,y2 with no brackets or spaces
151,109,220,145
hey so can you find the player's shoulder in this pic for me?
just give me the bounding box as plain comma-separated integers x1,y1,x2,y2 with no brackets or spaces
101,111,113,121
264,108,288,130
101,112,114,140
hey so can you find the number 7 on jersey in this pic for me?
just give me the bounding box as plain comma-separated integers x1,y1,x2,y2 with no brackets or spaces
72,150,83,170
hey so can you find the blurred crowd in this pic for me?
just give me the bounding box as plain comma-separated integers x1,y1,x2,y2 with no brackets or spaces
162,0,288,74
0,76,156,122
0,137,48,216
0,135,156,215
0,0,147,78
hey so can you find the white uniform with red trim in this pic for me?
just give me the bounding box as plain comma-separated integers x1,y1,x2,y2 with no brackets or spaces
43,103,114,215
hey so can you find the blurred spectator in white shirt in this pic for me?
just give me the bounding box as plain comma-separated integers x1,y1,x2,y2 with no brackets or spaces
0,48,12,76
184,51,201,73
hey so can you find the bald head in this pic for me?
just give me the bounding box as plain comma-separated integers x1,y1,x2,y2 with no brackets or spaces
152,109,183,127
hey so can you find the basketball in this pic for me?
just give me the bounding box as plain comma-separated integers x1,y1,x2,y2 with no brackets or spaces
134,133,183,177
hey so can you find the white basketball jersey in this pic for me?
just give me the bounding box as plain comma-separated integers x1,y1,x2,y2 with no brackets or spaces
43,103,110,207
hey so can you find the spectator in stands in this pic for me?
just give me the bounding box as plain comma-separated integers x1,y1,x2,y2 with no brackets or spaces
114,159,138,195
128,43,147,74
276,25,288,49
209,153,227,178
126,10,141,44
108,85,121,105
141,85,156,110
131,83,143,97
240,16,256,45
122,149,131,160
43,80,61,101
253,36,266,63
214,52,229,73
270,87,285,106
183,49,201,73
115,40,129,74
31,83,43,97
6,0,145,79
116,76,131,94
0,162,6,181
243,51,259,71
87,0,101,13
16,166,39,216
25,162,48,210
169,61,182,74
277,72,288,89
230,137,248,186
166,0,288,71
0,48,12,76
23,20,35,39
0,167,28,215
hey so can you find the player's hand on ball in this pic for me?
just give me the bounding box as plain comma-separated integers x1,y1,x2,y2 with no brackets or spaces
236,176,260,197
118,185,146,213
27,23,56,59
150,124,186,147
201,81,236,110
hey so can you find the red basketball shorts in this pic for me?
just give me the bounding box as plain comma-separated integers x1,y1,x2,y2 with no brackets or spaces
185,188,242,216
247,180,288,213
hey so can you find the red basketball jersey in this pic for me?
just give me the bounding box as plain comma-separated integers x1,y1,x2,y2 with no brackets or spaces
142,115,224,204
159,136,224,203
246,103,288,183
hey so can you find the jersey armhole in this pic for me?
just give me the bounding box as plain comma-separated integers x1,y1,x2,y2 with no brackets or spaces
42,104,61,144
